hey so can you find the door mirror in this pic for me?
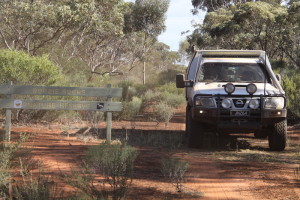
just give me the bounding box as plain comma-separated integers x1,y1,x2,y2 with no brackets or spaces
176,74,194,88
275,74,281,83
176,74,185,88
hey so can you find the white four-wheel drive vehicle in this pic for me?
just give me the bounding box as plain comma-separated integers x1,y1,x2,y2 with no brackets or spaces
176,50,287,151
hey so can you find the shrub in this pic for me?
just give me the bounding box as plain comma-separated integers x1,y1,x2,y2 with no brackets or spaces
281,70,300,123
156,68,185,85
63,161,108,200
0,148,11,198
86,143,138,200
161,157,189,192
160,91,186,109
120,96,142,120
154,102,175,126
118,81,137,102
14,173,61,200
0,49,62,85
157,82,185,95
0,133,29,198
142,90,161,106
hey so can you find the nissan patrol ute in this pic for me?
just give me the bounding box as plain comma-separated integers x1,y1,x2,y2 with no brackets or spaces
176,50,287,151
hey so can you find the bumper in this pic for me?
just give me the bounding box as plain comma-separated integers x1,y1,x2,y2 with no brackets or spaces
191,107,286,131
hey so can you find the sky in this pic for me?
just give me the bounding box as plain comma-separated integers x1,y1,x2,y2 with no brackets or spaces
125,0,205,52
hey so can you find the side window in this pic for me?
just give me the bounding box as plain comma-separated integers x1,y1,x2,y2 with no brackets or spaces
187,53,201,81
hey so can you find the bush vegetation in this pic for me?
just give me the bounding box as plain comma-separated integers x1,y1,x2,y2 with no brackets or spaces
64,143,138,200
161,157,189,192
0,49,62,85
14,172,61,200
117,80,186,124
86,143,138,200
281,68,300,123
0,134,30,198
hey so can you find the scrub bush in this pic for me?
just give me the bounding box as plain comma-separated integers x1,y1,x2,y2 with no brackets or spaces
120,96,142,120
155,102,175,126
161,157,189,192
0,49,62,85
86,143,138,200
281,69,300,123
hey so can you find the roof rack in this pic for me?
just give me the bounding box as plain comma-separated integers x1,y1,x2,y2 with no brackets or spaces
199,50,265,58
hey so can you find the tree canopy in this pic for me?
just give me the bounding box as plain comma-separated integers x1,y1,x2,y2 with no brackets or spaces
0,0,176,85
188,1,300,68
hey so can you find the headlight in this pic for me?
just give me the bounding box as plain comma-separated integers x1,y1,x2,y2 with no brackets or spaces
246,84,257,95
264,97,285,109
224,83,235,94
195,97,215,107
221,98,232,109
249,99,259,109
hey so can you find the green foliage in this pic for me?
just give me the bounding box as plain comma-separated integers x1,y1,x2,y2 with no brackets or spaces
14,173,61,200
86,143,138,200
0,148,11,196
0,49,62,85
154,102,175,126
162,91,185,108
117,81,137,102
0,133,30,198
157,82,181,94
188,1,299,68
139,85,185,124
142,90,161,107
281,69,300,122
161,157,189,192
156,69,185,85
63,161,108,200
126,0,169,37
121,96,142,120
0,0,178,88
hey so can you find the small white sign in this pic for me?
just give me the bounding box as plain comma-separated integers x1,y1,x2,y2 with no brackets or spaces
14,100,22,108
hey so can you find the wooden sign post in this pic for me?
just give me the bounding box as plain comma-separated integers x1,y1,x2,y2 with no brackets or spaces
0,84,122,144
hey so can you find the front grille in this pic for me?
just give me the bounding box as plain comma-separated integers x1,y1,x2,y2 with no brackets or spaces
215,98,223,108
233,99,246,108
214,97,261,109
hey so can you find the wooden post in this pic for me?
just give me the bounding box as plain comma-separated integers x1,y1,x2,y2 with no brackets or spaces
5,109,11,143
106,84,112,143
5,82,12,145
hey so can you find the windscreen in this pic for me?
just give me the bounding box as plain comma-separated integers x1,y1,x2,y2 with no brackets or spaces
197,63,270,83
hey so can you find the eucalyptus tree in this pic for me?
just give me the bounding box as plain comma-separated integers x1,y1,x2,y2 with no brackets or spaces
0,0,67,55
124,0,169,84
0,0,173,84
280,1,300,68
187,2,298,62
52,0,127,81
191,0,282,12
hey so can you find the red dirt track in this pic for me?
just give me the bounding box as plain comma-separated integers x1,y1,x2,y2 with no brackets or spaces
4,116,300,200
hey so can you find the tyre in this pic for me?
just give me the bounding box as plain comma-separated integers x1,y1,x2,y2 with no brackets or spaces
268,119,287,151
186,108,203,148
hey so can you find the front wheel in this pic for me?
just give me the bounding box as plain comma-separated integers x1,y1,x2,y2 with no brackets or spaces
268,119,287,151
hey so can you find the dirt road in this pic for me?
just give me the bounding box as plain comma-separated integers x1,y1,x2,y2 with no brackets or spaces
8,121,300,200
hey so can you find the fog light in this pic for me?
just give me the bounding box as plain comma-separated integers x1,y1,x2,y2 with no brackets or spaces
246,83,257,95
221,98,232,109
224,83,235,94
249,99,259,109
